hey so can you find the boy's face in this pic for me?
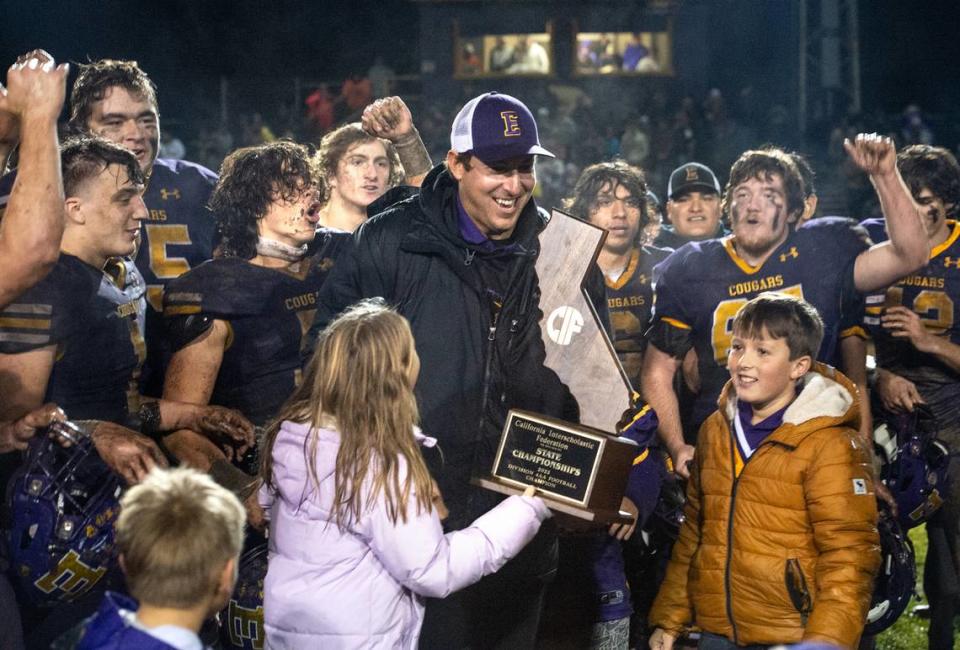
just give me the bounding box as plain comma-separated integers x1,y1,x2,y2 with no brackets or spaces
727,326,810,415
330,139,391,211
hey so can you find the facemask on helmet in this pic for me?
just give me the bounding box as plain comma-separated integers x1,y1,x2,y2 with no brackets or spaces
5,424,122,608
863,512,916,635
878,406,951,531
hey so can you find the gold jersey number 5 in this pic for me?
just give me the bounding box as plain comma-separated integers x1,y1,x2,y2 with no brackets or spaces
145,223,193,311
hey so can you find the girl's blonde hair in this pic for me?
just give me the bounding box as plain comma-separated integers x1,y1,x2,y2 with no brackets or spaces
260,299,432,526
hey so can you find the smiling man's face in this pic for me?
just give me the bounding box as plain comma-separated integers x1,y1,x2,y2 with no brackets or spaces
667,190,721,241
86,86,160,175
447,152,536,241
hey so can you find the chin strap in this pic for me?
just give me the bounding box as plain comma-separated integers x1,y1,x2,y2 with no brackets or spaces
256,237,308,262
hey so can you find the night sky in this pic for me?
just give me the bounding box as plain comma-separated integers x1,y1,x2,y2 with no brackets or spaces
2,0,959,124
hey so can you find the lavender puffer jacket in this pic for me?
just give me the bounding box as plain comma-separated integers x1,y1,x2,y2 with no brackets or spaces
259,420,550,649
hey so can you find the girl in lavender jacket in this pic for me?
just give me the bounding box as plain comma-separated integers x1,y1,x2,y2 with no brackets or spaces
258,300,550,649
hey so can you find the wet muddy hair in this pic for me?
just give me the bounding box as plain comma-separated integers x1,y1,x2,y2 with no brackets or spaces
69,59,158,127
790,152,816,198
564,161,652,243
210,140,320,260
723,147,806,223
565,161,648,221
60,135,144,197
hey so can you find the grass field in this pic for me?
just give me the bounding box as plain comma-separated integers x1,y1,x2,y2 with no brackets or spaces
876,527,929,649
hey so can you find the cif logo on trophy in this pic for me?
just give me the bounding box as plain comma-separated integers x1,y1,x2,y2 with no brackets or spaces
547,306,584,346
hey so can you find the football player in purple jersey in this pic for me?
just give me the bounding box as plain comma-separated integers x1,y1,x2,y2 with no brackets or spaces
862,144,960,649
643,136,928,479
0,58,221,397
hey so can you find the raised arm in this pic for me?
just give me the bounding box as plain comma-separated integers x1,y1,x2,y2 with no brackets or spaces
362,96,432,187
0,50,69,309
847,134,928,292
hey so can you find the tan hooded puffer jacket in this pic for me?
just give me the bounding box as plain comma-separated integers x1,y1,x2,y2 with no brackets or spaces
649,363,881,649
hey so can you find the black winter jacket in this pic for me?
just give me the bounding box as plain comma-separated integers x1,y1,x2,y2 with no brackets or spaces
310,165,603,529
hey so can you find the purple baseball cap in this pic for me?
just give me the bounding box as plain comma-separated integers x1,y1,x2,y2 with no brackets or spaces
450,92,555,163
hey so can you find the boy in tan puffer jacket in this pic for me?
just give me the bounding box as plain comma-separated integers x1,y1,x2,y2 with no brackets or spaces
649,293,880,650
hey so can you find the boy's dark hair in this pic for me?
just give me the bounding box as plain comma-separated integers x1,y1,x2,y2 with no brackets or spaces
61,136,144,197
723,147,806,222
210,140,320,260
732,292,824,360
897,145,960,218
69,59,158,127
563,160,649,229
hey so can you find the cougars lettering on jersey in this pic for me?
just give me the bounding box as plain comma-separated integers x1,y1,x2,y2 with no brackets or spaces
606,245,671,389
0,255,146,424
863,218,960,391
163,229,351,426
648,217,870,435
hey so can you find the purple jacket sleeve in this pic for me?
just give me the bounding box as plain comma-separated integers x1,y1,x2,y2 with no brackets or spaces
619,402,661,518
362,490,550,598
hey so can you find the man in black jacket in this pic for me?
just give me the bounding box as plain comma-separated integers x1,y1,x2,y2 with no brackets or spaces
310,92,581,648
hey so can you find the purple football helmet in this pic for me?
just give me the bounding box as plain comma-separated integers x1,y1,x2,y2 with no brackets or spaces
4,423,122,607
863,512,916,635
220,539,268,650
880,406,950,531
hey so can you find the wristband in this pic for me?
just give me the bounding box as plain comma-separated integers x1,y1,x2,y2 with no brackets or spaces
137,401,163,437
393,127,432,178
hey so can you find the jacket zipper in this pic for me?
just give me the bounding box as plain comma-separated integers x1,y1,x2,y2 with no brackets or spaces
724,434,741,646
723,434,792,644
476,308,500,438
785,558,812,626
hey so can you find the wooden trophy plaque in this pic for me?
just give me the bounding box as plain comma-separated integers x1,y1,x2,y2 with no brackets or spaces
473,410,638,523
475,208,641,524
535,208,633,432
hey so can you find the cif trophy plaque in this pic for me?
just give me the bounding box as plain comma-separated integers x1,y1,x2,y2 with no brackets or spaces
475,208,643,524
474,410,638,523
